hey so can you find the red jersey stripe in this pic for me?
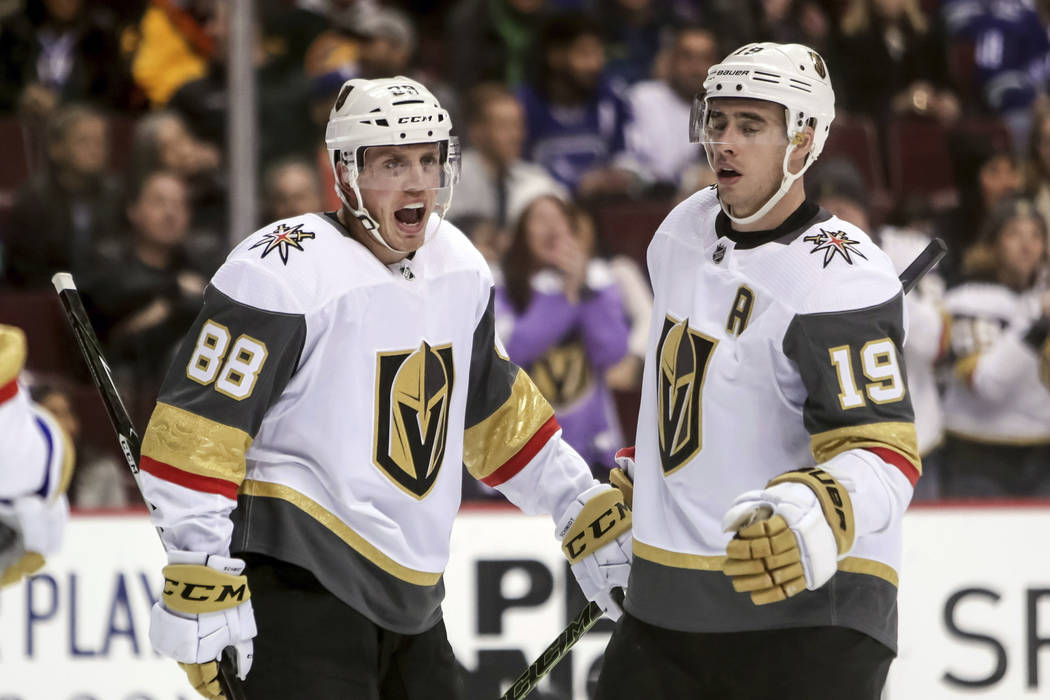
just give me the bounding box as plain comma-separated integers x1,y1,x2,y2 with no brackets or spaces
481,415,560,487
139,455,239,500
0,378,17,404
866,447,920,487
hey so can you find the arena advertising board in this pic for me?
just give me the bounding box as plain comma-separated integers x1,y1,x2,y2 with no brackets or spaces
0,506,1048,699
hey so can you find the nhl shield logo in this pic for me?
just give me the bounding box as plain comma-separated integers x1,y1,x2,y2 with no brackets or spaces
713,242,727,264
656,315,717,475
374,341,455,499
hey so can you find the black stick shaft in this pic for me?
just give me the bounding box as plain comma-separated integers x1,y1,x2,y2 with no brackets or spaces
899,238,947,294
499,600,605,700
51,272,246,700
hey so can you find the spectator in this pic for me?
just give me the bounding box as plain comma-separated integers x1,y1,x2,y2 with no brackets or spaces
936,133,1023,285
355,7,415,79
1024,99,1050,228
835,0,959,128
518,12,639,196
129,110,226,251
756,0,834,57
598,0,669,86
3,103,122,288
496,192,629,474
29,382,129,508
81,170,207,387
127,0,212,108
447,0,547,93
811,159,949,499
0,0,130,118
941,196,1050,497
942,0,1050,149
262,157,323,222
452,83,565,229
167,0,315,170
625,25,716,190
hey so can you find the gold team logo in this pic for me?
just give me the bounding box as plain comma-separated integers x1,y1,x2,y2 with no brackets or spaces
809,51,827,79
374,341,455,499
530,339,592,408
656,315,717,475
249,223,316,264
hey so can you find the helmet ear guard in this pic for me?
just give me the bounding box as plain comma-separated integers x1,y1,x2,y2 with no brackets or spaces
696,42,835,225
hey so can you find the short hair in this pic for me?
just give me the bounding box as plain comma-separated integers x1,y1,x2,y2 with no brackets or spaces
463,83,518,126
262,157,322,199
46,103,105,149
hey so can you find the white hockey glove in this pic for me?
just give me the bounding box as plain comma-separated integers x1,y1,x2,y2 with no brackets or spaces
150,551,256,698
609,446,635,508
0,493,69,588
557,484,633,621
722,466,855,606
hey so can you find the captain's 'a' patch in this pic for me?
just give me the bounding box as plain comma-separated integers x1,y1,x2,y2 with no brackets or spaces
249,222,316,264
374,341,455,499
803,229,868,268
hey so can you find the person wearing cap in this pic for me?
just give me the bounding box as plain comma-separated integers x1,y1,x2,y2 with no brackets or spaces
595,43,919,699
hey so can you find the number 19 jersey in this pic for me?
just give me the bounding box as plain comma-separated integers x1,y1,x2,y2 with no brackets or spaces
627,187,920,651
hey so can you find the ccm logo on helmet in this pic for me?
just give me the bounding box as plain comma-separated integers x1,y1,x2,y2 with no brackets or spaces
398,115,434,124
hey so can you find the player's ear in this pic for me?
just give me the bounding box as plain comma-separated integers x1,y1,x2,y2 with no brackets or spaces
789,126,815,171
336,162,360,208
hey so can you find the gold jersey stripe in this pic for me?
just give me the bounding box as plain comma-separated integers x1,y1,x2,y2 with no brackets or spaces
838,557,898,587
141,402,252,485
810,421,921,476
633,539,726,571
0,325,26,386
240,480,442,586
463,369,555,480
954,354,980,385
636,540,899,586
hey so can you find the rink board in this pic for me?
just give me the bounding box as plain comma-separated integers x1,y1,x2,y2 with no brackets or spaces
0,505,1048,699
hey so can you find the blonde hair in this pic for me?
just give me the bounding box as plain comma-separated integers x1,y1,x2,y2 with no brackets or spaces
842,0,928,36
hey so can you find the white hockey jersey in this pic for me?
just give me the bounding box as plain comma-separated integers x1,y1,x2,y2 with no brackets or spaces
943,281,1050,443
627,187,918,651
138,213,597,633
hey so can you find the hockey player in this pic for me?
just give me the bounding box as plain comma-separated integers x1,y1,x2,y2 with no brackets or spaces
595,44,919,699
0,325,73,588
141,76,632,699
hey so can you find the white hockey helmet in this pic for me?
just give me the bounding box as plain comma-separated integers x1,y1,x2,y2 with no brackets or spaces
691,42,835,225
325,76,460,252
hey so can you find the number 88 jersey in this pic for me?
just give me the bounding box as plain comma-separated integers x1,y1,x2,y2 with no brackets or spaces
628,186,919,652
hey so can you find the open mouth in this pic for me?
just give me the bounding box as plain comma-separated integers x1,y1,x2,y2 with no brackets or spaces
717,167,741,183
394,203,426,231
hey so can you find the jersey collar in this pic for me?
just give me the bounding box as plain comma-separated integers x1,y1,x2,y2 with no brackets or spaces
715,200,830,250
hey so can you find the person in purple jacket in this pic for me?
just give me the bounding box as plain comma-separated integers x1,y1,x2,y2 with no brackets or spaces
495,192,630,474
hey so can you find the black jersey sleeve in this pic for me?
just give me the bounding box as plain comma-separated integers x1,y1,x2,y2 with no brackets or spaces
782,291,920,478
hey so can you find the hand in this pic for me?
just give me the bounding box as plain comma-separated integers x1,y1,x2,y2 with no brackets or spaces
557,484,633,620
176,271,207,299
721,467,855,605
552,236,587,301
150,552,256,698
0,493,69,587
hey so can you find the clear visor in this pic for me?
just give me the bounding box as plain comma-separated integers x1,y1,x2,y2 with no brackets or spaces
689,96,788,147
355,137,461,192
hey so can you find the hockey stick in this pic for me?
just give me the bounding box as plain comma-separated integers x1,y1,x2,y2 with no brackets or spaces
899,237,947,294
51,272,246,700
498,588,624,700
499,237,947,700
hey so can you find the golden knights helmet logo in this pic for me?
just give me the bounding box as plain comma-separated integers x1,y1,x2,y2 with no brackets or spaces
656,315,717,475
529,337,592,409
374,341,455,498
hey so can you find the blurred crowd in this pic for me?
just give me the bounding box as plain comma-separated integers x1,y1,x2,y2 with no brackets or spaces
0,0,1048,508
